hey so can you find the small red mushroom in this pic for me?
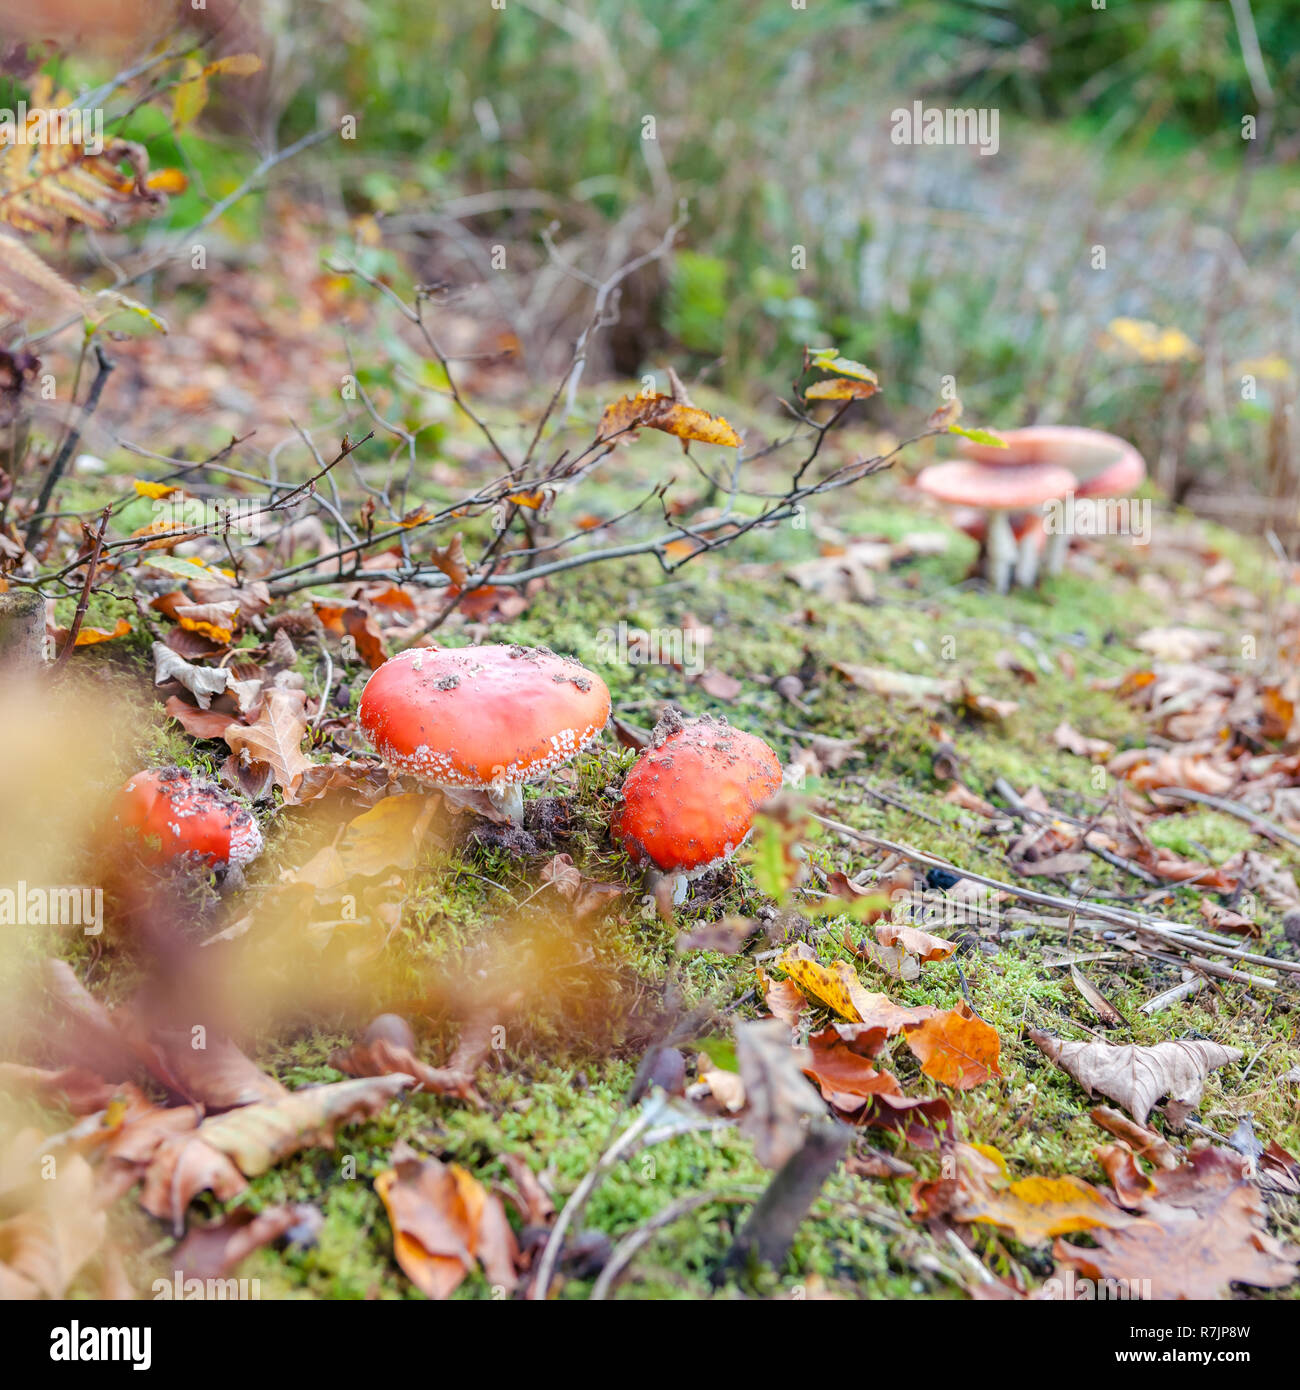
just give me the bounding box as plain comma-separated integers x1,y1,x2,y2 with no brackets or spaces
115,767,263,869
914,458,1076,592
358,644,611,822
611,713,783,905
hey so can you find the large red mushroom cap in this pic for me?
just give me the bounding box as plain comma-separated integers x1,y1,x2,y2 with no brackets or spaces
914,459,1077,510
115,767,263,868
956,424,1145,496
1073,438,1145,499
612,714,783,877
358,644,610,818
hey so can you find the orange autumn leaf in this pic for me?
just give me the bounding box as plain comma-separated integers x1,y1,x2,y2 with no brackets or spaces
145,167,189,196
50,617,132,647
904,1000,1002,1089
375,1143,517,1300
597,393,741,449
310,599,387,669
428,535,470,594
805,376,878,402
926,397,963,430
757,965,807,1029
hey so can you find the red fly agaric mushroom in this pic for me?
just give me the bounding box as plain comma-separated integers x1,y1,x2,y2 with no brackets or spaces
914,458,1076,593
358,644,610,822
115,767,263,869
957,426,1146,574
611,713,783,905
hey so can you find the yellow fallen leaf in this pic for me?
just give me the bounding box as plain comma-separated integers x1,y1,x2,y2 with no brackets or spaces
133,479,178,500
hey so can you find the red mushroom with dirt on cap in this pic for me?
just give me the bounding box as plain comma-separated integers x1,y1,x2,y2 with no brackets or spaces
913,458,1077,593
358,644,611,822
956,425,1146,575
611,712,784,906
115,767,263,870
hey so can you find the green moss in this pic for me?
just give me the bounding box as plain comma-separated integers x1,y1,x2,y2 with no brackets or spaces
1147,810,1257,861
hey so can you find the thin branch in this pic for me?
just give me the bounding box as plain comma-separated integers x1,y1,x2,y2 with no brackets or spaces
23,345,115,553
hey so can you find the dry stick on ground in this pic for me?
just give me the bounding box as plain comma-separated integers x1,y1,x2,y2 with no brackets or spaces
53,505,113,667
23,346,115,554
1151,785,1300,852
589,1189,761,1301
993,776,1161,885
1011,907,1300,976
808,812,1300,983
530,1094,667,1301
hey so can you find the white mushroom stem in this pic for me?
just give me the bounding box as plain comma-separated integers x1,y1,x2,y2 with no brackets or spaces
486,781,525,824
644,868,689,907
1044,525,1070,576
1014,525,1040,588
986,511,1015,595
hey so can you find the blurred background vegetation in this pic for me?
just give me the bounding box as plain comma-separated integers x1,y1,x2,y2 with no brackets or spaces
8,0,1300,516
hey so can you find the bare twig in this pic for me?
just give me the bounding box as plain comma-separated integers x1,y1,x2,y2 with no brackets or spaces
23,345,115,553
53,505,112,667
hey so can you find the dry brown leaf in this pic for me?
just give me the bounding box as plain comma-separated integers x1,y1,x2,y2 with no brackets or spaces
676,916,760,954
375,1141,518,1299
165,694,238,740
1135,627,1222,662
1053,720,1115,760
1029,1030,1241,1124
804,1026,904,1099
0,1151,107,1297
150,1032,288,1110
696,668,743,701
757,966,807,1029
151,642,228,708
1056,1146,1300,1299
838,1082,954,1150
1198,896,1259,938
223,687,313,799
538,853,623,921
805,376,878,401
329,1036,483,1104
1090,1105,1179,1171
195,1074,414,1177
875,921,957,963
172,1204,313,1282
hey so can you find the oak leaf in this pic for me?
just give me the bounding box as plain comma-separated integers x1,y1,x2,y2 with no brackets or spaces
1056,1146,1300,1299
